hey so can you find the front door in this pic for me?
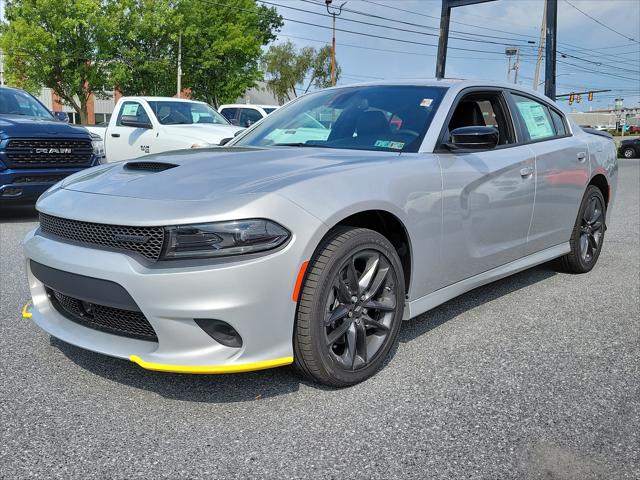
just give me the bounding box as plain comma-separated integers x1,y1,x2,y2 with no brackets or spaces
436,89,536,287
105,101,157,162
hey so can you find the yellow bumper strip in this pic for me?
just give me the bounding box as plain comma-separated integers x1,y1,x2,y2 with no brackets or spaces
129,354,294,374
22,302,33,319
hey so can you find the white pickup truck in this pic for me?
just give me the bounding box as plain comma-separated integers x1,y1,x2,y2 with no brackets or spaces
100,96,243,162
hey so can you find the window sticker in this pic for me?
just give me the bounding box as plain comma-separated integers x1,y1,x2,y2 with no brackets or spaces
420,98,433,107
375,140,404,150
122,104,140,116
516,101,554,139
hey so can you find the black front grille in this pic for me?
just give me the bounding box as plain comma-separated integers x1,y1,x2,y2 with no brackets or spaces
13,174,69,184
39,213,166,261
48,289,157,341
6,138,93,168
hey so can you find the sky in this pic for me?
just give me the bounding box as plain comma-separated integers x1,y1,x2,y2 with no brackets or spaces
268,0,640,112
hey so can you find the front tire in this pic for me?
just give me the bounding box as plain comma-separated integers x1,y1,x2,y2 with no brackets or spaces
622,147,636,159
294,227,405,387
558,185,606,273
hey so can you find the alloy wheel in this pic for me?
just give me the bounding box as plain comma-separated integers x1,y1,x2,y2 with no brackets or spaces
323,249,398,371
579,195,604,263
623,148,635,159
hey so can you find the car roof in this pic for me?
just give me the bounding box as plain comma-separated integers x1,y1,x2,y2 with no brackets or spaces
219,104,279,109
319,78,557,105
123,96,208,104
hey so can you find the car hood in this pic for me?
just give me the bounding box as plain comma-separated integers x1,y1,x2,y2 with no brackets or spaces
60,146,398,201
160,123,244,143
0,115,92,139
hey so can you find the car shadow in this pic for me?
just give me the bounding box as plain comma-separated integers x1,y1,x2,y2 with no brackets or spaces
0,205,38,223
50,263,557,403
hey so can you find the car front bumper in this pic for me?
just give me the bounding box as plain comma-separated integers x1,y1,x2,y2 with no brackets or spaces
22,205,327,374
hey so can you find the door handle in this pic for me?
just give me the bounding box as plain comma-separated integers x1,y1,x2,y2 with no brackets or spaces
111,133,120,138
520,166,534,178
577,152,586,162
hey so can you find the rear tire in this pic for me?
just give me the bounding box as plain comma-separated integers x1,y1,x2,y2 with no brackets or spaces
622,147,636,159
294,227,405,387
557,185,606,274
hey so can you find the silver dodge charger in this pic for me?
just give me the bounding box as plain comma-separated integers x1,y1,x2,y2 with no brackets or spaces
23,80,618,386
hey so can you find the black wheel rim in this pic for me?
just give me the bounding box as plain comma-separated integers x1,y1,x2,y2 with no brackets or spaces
579,195,604,263
323,249,398,371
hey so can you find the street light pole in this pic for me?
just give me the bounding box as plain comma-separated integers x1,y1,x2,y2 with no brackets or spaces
325,0,346,87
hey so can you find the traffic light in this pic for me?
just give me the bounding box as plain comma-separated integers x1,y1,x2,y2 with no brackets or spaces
576,94,582,103
588,91,594,101
569,93,574,105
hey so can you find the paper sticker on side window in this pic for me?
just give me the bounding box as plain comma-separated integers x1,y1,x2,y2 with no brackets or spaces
516,101,554,139
122,104,140,116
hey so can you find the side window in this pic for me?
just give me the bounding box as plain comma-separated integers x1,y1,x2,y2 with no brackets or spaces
447,92,514,146
117,101,150,126
220,107,237,122
238,108,263,127
511,94,556,141
550,108,568,136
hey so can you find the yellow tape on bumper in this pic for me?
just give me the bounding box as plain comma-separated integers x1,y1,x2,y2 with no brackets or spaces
22,302,33,319
129,354,294,374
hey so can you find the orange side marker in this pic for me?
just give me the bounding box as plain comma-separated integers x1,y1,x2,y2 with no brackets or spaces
292,261,309,302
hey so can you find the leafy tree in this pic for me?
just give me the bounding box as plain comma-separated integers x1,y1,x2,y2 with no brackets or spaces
0,0,117,124
108,0,181,97
179,0,282,107
264,41,340,103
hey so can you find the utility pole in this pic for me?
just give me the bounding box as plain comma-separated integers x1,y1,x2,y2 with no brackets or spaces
544,0,558,100
325,0,346,87
533,0,547,90
176,33,182,97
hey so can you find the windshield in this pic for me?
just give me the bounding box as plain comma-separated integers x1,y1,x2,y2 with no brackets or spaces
147,101,230,126
234,85,447,152
0,89,54,119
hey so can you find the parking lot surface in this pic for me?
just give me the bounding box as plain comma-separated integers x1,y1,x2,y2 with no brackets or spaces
1,159,638,479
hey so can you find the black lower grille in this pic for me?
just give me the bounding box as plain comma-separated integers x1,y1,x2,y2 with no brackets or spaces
6,138,93,168
48,289,157,341
13,174,69,184
39,213,166,261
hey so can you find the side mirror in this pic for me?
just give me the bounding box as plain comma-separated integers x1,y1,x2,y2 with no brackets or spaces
120,115,152,129
54,112,69,123
445,126,499,151
219,137,232,146
234,129,246,137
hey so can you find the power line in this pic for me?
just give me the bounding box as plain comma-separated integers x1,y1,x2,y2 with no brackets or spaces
563,0,639,43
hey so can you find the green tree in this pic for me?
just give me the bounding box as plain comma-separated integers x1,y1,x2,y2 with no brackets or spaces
0,0,117,124
179,0,282,107
264,41,340,103
108,0,181,97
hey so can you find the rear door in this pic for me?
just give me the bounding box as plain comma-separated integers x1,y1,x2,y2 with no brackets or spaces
437,89,536,286
508,92,589,252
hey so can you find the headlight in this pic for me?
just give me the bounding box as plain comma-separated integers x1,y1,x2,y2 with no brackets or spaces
163,219,290,259
92,138,105,157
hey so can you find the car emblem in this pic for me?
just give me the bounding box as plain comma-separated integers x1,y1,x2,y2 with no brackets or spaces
112,233,149,244
34,148,72,154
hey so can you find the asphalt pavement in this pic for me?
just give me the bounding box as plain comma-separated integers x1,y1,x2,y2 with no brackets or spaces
1,159,638,479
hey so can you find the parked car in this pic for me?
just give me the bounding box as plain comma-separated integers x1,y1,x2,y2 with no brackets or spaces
23,80,617,386
618,138,640,158
218,104,279,127
0,86,105,204
103,97,243,162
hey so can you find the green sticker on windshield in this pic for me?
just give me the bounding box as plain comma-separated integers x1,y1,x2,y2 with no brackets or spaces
122,104,139,116
375,140,404,150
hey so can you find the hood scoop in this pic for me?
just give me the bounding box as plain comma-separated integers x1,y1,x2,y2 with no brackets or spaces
124,161,178,172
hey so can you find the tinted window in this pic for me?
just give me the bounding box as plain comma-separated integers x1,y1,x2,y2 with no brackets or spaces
238,108,263,127
235,85,447,153
117,101,150,126
263,108,277,114
0,89,53,119
220,107,238,122
447,92,514,146
512,94,556,141
147,101,229,125
550,109,567,136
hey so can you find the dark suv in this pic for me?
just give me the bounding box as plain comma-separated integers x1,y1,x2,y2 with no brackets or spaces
0,86,104,204
619,138,640,159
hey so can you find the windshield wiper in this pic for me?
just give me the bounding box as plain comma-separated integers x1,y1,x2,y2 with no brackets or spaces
271,142,313,147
